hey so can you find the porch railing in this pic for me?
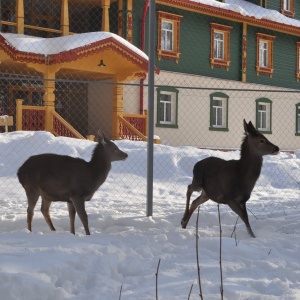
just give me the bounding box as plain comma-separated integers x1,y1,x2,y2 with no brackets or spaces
52,111,85,139
118,114,147,141
16,103,46,131
16,99,85,139
119,112,160,144
15,100,159,143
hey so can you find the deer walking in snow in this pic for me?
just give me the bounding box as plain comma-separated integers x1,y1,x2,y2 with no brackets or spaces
181,120,279,238
17,132,128,235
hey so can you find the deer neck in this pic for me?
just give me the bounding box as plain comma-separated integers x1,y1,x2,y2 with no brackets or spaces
89,148,112,177
239,143,263,186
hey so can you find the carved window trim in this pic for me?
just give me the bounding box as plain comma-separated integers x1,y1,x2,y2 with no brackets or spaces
210,23,232,71
256,33,275,78
157,11,183,63
281,0,295,18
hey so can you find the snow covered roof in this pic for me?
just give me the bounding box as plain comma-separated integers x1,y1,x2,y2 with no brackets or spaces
167,0,300,34
0,32,149,60
222,0,300,27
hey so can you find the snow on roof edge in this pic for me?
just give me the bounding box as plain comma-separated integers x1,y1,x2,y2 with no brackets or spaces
0,32,149,61
190,0,300,28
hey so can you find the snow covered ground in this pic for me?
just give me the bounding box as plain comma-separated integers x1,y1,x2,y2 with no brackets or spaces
0,131,300,300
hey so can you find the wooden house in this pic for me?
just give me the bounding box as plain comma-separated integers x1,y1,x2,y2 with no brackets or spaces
125,0,300,150
1,0,300,149
0,0,158,141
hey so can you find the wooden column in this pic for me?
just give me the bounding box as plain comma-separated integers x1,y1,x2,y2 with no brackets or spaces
126,0,133,42
61,0,69,36
16,99,23,130
118,0,123,37
242,22,247,83
101,0,110,32
112,77,123,139
43,71,56,133
16,0,24,34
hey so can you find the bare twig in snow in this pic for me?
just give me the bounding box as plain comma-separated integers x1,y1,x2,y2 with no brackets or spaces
247,207,259,220
217,204,224,300
188,283,193,300
156,258,161,300
230,216,239,238
231,216,240,246
119,285,123,300
196,207,204,300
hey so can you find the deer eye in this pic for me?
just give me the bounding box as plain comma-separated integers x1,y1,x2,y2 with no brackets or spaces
260,139,265,144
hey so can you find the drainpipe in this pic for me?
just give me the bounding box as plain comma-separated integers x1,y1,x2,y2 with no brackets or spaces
140,0,149,114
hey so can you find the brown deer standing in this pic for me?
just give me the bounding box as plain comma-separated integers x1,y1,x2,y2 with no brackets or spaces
181,120,279,238
17,132,128,235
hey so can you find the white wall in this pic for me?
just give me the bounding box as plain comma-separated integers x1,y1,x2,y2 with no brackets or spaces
124,71,300,150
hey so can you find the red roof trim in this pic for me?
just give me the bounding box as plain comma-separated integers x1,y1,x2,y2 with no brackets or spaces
0,35,160,74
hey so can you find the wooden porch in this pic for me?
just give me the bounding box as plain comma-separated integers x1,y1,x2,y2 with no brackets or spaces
14,99,160,143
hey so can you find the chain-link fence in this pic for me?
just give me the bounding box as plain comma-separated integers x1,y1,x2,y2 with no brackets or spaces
0,0,299,228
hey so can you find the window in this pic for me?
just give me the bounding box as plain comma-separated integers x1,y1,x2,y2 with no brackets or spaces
162,20,173,51
296,103,300,136
255,98,272,133
157,11,182,63
281,0,295,18
156,87,179,128
256,33,275,77
259,40,268,67
209,92,229,131
210,23,232,70
214,31,224,60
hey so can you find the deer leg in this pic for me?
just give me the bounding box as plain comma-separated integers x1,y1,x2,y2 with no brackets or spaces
25,188,40,232
41,197,56,231
181,184,194,227
71,198,90,235
181,190,209,229
228,201,256,238
67,202,76,235
182,180,202,227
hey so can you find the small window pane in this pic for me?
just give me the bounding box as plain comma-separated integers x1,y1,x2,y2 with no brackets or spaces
259,41,268,67
258,103,267,130
284,0,291,11
162,21,173,51
214,32,224,60
212,98,225,127
159,93,174,124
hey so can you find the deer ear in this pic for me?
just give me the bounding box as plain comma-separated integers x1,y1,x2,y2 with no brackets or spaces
97,130,106,144
245,121,258,135
243,119,248,134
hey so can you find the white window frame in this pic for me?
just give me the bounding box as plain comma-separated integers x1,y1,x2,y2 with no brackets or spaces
161,20,174,51
214,31,224,60
257,103,268,130
158,91,178,126
212,96,227,128
256,99,272,133
259,40,268,68
284,0,291,11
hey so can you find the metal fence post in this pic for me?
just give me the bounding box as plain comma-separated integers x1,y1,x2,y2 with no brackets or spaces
147,0,155,217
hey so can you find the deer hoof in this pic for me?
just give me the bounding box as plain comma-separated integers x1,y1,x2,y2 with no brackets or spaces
181,219,187,229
